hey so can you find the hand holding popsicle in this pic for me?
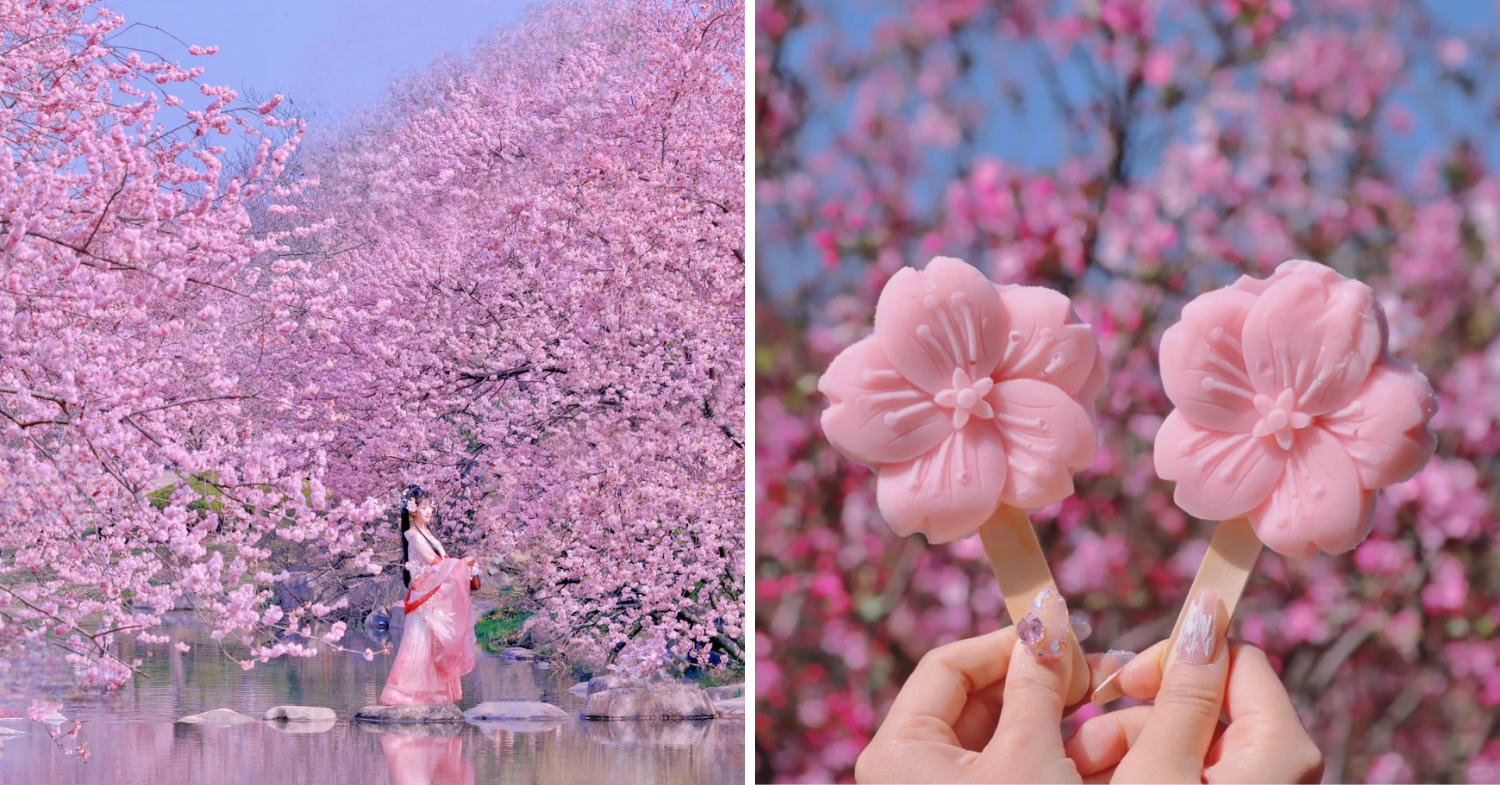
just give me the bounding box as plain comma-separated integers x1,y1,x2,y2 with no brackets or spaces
820,256,1105,704
1098,260,1438,698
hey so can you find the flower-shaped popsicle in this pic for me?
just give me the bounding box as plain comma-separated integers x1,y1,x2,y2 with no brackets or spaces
1153,260,1438,558
1093,261,1439,706
819,256,1106,542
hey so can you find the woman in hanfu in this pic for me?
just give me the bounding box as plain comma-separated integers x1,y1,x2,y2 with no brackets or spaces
379,486,478,705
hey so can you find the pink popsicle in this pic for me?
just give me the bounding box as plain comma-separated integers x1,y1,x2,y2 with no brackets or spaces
819,256,1105,702
1102,260,1437,697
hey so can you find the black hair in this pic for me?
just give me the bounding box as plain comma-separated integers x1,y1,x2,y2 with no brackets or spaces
399,485,430,588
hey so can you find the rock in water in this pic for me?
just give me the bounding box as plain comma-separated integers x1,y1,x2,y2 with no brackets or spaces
705,683,744,701
354,721,462,738
567,681,591,696
0,726,26,737
585,676,618,694
264,706,337,722
580,684,716,720
498,647,536,661
712,697,746,717
462,701,569,721
354,703,464,723
178,708,258,725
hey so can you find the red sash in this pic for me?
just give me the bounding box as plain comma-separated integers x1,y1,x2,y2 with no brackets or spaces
403,585,441,615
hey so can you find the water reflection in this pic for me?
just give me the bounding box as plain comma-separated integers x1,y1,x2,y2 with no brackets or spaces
0,613,744,785
378,731,474,785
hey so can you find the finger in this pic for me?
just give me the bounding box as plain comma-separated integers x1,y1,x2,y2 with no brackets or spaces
881,626,1018,744
1124,587,1231,779
1092,638,1168,705
989,589,1074,756
1082,649,1138,707
1221,643,1303,729
1064,705,1151,776
949,678,1008,751
1206,643,1324,784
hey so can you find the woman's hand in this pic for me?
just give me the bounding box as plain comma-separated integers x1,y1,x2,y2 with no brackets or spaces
1066,589,1323,784
856,591,1131,784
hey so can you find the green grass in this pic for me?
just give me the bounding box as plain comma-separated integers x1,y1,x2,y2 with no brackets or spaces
474,589,534,653
690,662,744,692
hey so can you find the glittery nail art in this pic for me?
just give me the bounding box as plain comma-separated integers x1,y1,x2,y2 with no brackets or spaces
1018,588,1069,662
1177,588,1221,665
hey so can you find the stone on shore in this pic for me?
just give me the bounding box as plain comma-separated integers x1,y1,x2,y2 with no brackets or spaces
354,703,464,723
498,647,536,661
462,701,568,721
568,681,591,696
705,683,744,701
580,684,716,720
264,706,337,722
712,697,745,717
178,708,258,725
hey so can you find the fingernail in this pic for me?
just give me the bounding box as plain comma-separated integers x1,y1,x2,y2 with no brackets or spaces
1088,650,1135,705
1068,612,1093,643
1092,670,1125,705
1176,588,1224,665
1017,588,1069,663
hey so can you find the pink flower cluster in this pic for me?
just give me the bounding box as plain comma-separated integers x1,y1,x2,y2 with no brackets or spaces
758,1,1500,782
1,0,744,718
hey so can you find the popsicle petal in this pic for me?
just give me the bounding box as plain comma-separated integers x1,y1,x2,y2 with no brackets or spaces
1077,350,1108,409
819,336,953,466
988,379,1097,510
1159,287,1262,432
993,284,1099,397
1248,426,1373,558
1154,409,1288,522
1241,264,1382,416
875,257,1006,394
876,424,1007,544
1322,361,1439,489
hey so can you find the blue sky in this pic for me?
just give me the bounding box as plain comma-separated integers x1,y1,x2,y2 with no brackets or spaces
761,1,1500,302
111,0,535,124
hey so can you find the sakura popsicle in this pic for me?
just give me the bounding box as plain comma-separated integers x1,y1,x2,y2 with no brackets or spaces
1118,260,1437,688
819,256,1105,702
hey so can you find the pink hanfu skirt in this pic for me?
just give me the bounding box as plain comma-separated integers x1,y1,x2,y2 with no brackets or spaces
380,557,477,705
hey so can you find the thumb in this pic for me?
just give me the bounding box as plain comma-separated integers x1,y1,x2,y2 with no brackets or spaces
1123,587,1231,782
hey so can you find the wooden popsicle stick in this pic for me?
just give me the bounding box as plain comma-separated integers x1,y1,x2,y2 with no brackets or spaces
1158,516,1262,674
978,505,1090,706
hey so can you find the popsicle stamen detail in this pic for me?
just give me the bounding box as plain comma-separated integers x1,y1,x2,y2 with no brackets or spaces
1142,259,1439,681
819,256,1107,704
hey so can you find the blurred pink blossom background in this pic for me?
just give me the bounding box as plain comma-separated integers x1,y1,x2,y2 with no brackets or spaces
756,0,1500,781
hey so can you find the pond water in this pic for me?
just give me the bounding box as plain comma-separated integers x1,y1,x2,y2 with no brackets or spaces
0,612,744,785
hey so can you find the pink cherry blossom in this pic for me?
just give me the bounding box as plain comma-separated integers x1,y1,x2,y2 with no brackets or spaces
1154,261,1438,557
819,256,1104,542
1,0,743,714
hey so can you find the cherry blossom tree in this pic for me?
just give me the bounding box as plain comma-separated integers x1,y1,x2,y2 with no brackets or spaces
266,0,746,674
757,1,1500,781
0,0,383,704
0,0,744,717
